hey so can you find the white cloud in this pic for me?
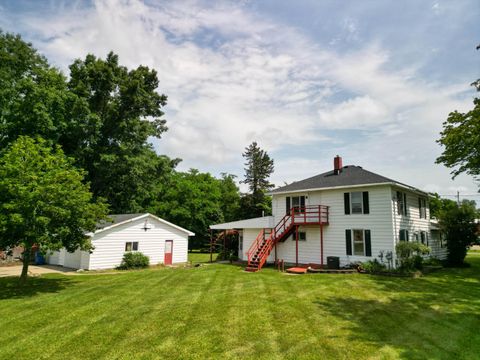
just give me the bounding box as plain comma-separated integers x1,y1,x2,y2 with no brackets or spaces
2,0,478,198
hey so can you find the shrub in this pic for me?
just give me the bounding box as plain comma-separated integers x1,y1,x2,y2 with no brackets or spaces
361,259,387,273
423,257,443,266
395,242,430,271
118,252,150,270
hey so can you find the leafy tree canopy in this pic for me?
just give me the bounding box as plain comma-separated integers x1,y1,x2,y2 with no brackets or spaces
64,52,170,213
0,136,108,282
149,169,224,249
0,31,76,148
0,31,175,213
438,200,478,266
436,46,480,186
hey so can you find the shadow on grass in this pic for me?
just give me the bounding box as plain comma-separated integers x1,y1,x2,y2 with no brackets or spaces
314,258,480,359
0,276,75,300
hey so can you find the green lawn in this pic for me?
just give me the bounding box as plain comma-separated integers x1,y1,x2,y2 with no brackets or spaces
1,253,480,360
188,251,217,263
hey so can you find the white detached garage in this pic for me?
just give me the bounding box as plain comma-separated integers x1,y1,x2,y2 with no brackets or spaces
47,213,194,270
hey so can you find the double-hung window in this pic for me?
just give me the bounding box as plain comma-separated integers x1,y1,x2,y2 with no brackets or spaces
125,242,139,252
344,192,369,215
419,198,427,219
345,229,371,256
397,191,408,216
286,195,305,214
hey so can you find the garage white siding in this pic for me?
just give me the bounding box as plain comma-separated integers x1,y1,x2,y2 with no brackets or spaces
88,217,189,270
46,214,192,270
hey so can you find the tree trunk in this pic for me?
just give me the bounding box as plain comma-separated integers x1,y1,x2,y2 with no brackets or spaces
20,245,31,284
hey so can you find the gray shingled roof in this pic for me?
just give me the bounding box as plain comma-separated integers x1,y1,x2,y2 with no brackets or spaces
270,165,411,194
96,214,145,230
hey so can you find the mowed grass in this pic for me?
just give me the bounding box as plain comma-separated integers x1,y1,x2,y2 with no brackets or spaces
188,252,217,263
1,254,480,360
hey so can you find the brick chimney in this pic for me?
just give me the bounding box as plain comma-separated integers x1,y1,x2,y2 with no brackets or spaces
334,155,343,175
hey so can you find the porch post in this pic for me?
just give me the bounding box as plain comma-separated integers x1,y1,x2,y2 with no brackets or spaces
210,229,213,263
295,225,299,266
320,224,324,267
223,230,227,259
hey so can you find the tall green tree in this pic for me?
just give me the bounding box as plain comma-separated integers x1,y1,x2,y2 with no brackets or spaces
149,169,223,249
0,136,107,282
218,173,241,222
438,200,478,266
241,141,274,218
0,31,77,148
436,47,480,186
0,31,174,213
64,52,170,213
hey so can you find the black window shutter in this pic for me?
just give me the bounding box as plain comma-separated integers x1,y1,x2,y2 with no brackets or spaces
345,229,352,255
404,193,408,216
286,197,291,215
364,230,371,256
344,193,350,215
406,230,409,241
418,198,422,218
362,192,369,214
300,196,305,209
399,229,405,241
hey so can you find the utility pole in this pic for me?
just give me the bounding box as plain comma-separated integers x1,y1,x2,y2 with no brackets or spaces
457,191,460,205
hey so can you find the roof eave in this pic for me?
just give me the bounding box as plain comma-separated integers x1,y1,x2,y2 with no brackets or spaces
269,182,429,196
89,213,195,237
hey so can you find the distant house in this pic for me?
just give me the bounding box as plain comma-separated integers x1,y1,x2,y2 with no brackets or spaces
211,156,446,272
47,213,194,270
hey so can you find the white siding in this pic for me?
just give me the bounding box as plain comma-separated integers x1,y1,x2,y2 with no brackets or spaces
47,250,60,265
88,217,189,270
63,249,83,269
239,228,276,262
430,230,448,259
47,216,190,270
272,185,395,266
391,188,446,260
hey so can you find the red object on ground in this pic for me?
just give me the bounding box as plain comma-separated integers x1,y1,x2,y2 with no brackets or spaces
286,267,308,274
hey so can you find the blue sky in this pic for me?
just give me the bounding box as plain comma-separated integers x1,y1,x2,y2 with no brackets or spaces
1,0,479,200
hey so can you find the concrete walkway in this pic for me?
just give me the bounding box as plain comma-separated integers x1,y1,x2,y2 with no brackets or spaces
0,265,77,277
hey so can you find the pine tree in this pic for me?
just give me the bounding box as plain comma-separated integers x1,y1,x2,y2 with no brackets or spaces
241,142,274,218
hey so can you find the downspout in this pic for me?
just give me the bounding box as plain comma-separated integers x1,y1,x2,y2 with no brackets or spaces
320,224,324,267
392,192,398,268
295,225,299,266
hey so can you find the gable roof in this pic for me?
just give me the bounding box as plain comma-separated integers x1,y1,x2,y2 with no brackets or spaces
91,213,195,236
269,165,427,195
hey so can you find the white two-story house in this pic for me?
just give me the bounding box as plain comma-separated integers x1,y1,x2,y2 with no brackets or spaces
210,156,446,271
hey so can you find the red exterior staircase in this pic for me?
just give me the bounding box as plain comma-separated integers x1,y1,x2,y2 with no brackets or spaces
246,205,329,272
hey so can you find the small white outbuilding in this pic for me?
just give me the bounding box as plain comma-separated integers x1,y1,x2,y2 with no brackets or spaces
47,213,194,270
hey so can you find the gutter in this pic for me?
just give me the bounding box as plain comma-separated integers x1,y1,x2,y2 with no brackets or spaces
268,182,429,196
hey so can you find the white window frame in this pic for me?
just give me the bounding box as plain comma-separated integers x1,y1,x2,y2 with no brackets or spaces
238,231,243,251
352,229,365,256
125,241,139,252
350,192,363,214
